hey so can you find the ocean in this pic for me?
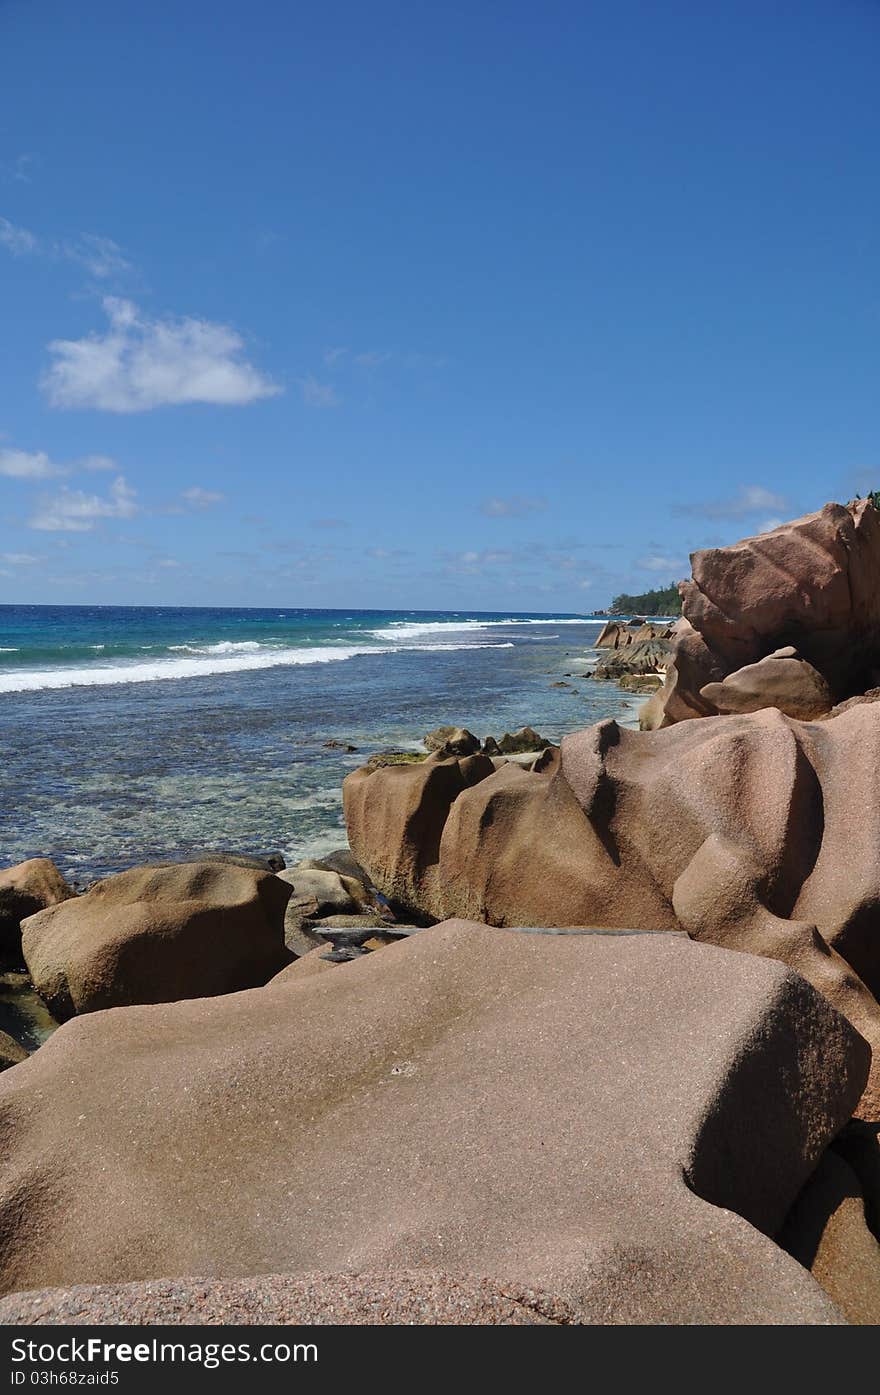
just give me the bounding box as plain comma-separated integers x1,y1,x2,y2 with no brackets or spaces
0,605,639,883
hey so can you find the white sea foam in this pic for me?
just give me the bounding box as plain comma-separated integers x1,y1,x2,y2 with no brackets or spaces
367,617,598,640
0,647,18,652
169,640,263,655
0,640,514,693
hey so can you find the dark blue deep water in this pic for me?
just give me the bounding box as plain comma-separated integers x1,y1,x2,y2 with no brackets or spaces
0,605,638,881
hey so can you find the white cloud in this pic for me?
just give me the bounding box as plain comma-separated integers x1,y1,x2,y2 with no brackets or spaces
0,216,37,255
681,485,788,520
79,453,117,472
0,218,129,278
61,234,131,279
481,495,548,518
300,375,340,408
636,553,686,573
29,475,138,531
158,558,181,568
0,448,67,479
41,298,282,412
0,552,42,565
182,486,225,508
757,516,784,534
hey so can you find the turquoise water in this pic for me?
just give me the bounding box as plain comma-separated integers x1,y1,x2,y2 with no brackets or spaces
0,605,637,881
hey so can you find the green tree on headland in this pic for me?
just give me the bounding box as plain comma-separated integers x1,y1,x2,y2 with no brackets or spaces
608,583,682,616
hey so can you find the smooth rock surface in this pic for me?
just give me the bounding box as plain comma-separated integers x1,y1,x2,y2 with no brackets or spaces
701,648,833,720
0,860,73,954
21,861,291,1019
345,707,880,1119
0,923,864,1322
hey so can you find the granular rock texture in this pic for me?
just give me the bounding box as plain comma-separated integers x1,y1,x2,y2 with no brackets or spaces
21,861,291,1019
641,500,880,729
0,924,865,1323
0,1272,560,1326
344,706,880,1119
0,860,73,955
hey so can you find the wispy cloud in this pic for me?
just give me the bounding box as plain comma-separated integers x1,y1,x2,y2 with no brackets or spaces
0,216,37,255
678,485,787,520
481,495,548,519
42,298,281,412
0,552,42,565
29,475,138,532
300,375,340,408
0,447,67,479
636,552,687,574
0,215,130,279
181,486,225,508
61,233,132,280
0,445,122,480
1,154,36,185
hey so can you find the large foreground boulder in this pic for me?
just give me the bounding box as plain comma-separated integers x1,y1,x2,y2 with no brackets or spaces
0,860,73,955
345,705,880,1119
20,862,291,1019
642,500,880,728
0,924,865,1322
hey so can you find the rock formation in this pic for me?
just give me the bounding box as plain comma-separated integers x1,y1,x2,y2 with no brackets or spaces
345,705,880,1120
21,861,291,1019
0,924,866,1323
0,859,73,957
641,500,880,729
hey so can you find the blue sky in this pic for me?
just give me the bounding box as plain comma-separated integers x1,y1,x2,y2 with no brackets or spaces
1,0,878,610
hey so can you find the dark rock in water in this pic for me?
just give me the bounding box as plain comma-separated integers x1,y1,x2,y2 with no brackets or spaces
312,912,391,932
0,860,74,955
366,751,429,769
550,681,571,689
317,927,377,949
158,851,286,873
323,739,358,752
309,849,375,891
424,727,480,757
22,861,292,1018
0,1030,27,1072
593,637,672,680
497,726,548,754
0,971,59,1053
320,947,366,962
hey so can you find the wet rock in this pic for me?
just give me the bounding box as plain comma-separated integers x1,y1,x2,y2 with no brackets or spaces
424,727,480,757
497,726,549,754
0,1031,27,1072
